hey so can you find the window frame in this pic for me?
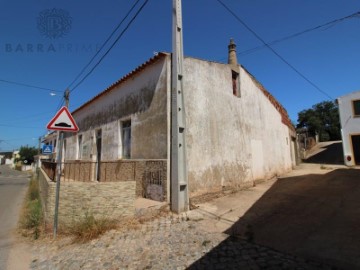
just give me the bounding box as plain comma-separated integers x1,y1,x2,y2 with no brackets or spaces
121,119,131,159
352,99,360,117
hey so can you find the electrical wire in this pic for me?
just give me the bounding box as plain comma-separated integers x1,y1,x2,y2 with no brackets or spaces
0,124,44,129
1,137,38,141
10,110,57,121
0,139,15,149
49,0,148,122
54,96,65,113
0,79,61,93
216,0,334,100
70,0,150,93
237,11,360,57
66,0,143,90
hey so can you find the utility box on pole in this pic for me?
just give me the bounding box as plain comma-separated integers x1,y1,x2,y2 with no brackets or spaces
171,0,189,213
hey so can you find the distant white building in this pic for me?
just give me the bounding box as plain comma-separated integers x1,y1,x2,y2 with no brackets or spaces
338,90,360,166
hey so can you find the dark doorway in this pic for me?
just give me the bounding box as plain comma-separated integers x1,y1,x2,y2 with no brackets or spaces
122,120,131,159
351,135,360,165
96,129,102,181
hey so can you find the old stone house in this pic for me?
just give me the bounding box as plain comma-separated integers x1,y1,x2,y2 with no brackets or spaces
41,40,296,222
338,90,360,166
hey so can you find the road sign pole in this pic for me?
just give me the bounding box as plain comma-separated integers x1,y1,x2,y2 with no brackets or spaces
53,131,64,238
46,96,78,238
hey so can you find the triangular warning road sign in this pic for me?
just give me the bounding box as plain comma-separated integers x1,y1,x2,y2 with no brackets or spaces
47,106,79,132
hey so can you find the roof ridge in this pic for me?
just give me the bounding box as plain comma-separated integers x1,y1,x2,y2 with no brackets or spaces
72,52,169,115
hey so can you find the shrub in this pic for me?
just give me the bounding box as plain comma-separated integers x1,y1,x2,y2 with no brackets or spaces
20,177,43,239
28,177,40,201
68,212,118,243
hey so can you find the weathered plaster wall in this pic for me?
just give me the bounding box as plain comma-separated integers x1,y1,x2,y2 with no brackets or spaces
183,58,292,196
64,56,170,161
338,90,360,166
132,60,169,159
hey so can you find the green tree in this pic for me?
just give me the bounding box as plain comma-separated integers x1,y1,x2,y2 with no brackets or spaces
18,146,38,164
297,101,341,142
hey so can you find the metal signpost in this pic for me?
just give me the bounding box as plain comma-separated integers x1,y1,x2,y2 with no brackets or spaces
46,105,79,238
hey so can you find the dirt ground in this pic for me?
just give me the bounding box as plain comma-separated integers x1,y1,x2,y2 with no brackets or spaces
7,143,359,269
195,163,360,270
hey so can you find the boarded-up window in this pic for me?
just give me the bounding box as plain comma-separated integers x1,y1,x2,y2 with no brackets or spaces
78,135,83,159
353,100,360,117
122,120,131,159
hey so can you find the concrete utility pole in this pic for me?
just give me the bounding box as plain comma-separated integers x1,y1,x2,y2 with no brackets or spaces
64,89,70,108
171,0,189,213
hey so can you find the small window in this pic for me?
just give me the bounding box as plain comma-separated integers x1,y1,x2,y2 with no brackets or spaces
78,135,83,159
122,120,131,159
232,70,240,97
353,100,360,117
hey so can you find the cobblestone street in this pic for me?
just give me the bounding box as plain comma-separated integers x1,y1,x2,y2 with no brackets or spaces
30,213,335,270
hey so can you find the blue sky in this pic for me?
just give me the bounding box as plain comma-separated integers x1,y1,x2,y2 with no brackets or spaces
0,0,359,151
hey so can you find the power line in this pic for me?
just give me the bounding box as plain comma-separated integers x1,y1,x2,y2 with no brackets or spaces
237,11,360,57
10,110,57,121
70,0,150,93
0,124,44,129
1,137,38,141
0,140,15,149
48,0,146,120
54,96,65,113
216,0,334,100
0,79,61,93
67,0,143,90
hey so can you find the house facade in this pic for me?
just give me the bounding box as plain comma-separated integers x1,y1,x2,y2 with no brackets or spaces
338,90,360,166
42,40,296,211
183,55,296,195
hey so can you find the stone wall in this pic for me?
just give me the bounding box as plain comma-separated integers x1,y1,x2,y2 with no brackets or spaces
100,160,167,202
38,169,135,226
63,161,94,182
61,159,167,202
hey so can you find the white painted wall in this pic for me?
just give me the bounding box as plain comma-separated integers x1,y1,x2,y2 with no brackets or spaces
183,57,293,195
47,53,293,197
338,90,360,166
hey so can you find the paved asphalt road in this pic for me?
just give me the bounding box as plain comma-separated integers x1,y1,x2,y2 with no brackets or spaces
0,165,29,270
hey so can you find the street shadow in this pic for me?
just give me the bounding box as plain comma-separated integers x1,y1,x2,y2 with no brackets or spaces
189,169,360,269
304,142,344,165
